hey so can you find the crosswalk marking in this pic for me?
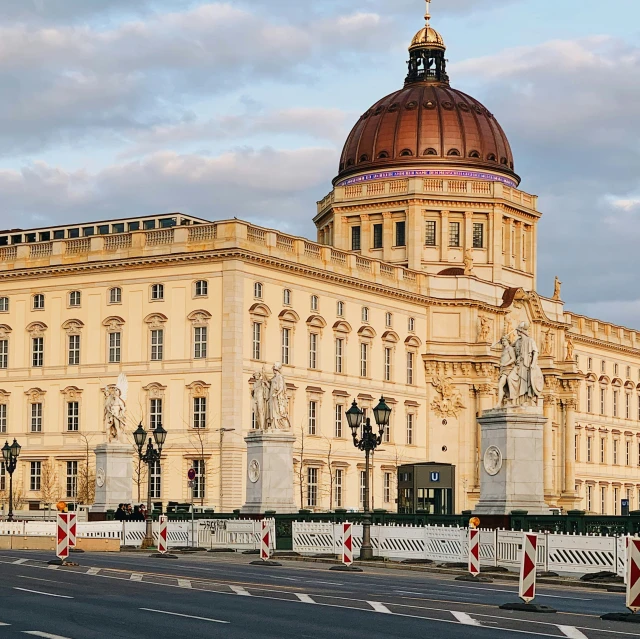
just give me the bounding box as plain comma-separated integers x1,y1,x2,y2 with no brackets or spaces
452,612,482,627
12,559,28,565
230,586,251,596
368,601,392,614
558,627,589,639
177,579,192,589
295,593,315,604
130,573,143,582
86,568,100,576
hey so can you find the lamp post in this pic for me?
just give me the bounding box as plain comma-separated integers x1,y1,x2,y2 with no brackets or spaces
215,427,235,512
2,439,21,522
346,397,391,560
133,422,167,549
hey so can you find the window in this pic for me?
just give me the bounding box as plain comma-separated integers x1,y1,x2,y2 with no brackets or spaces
149,398,163,430
351,226,361,251
395,221,406,247
335,338,344,374
587,357,592,370
383,417,391,443
281,328,291,365
0,339,8,369
254,282,263,299
335,405,343,438
193,397,207,429
601,486,606,515
193,459,206,500
587,386,592,413
360,342,369,377
626,440,631,466
195,280,208,297
283,289,291,305
601,360,606,374
0,462,5,491
614,487,619,515
587,436,593,462
335,469,343,508
407,352,415,385
150,329,164,361
362,307,369,323
614,363,619,376
311,295,319,312
252,323,262,360
360,471,366,508
32,337,44,367
0,297,8,312
30,461,42,491
385,312,392,328
473,223,484,249
67,401,79,432
309,333,318,369
194,326,207,359
613,390,619,418
627,366,632,378
384,347,392,382
613,439,619,465
600,388,605,415
0,404,6,434
307,467,318,508
108,332,121,363
66,461,78,499
587,485,593,511
600,437,606,464
109,287,122,304
406,413,414,445
384,473,391,504
425,221,437,246
627,394,631,419
337,301,344,317
61,336,78,369
69,291,81,307
308,401,318,435
373,223,383,249
150,460,161,499
33,294,44,310
408,317,415,332
449,222,461,247
151,284,164,301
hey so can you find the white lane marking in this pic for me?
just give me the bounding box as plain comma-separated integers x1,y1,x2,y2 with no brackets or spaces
310,581,341,586
0,623,10,627
140,608,229,624
368,601,392,614
23,633,72,639
13,559,28,565
452,611,482,627
46,565,59,571
558,627,589,639
296,593,315,604
450,584,592,601
18,576,60,584
178,579,192,589
230,586,251,596
130,573,143,582
13,588,73,599
86,568,100,576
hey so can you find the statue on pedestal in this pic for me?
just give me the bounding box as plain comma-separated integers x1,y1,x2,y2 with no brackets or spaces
251,369,269,431
103,373,128,444
251,363,291,431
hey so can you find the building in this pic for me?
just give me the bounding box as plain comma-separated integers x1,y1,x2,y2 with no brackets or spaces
0,4,638,516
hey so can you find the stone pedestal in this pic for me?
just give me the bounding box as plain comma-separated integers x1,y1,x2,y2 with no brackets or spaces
241,430,297,514
91,443,133,513
475,407,550,515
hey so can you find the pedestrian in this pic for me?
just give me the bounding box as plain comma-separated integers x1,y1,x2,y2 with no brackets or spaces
132,505,144,522
140,504,147,520
114,504,125,521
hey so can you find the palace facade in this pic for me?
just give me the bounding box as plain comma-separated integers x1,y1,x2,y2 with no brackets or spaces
0,4,638,516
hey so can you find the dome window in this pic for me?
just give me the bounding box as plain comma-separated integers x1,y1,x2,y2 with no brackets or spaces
388,103,399,112
405,101,418,110
346,159,355,167
487,153,497,162
473,105,483,115
400,149,414,157
500,157,508,165
510,161,514,169
447,149,461,157
377,151,390,159
374,106,384,116
469,150,480,158
359,154,369,163
442,101,454,110
424,101,436,110
458,102,470,112
424,148,438,156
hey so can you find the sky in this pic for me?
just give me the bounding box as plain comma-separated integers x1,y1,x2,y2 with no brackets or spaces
2,0,640,327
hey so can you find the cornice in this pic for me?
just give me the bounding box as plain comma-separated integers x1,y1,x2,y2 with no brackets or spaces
573,333,640,357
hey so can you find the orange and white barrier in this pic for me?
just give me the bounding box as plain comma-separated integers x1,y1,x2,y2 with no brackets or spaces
519,533,538,604
342,523,354,567
158,516,168,554
67,513,77,549
468,528,480,577
56,513,70,562
261,520,271,561
626,537,640,613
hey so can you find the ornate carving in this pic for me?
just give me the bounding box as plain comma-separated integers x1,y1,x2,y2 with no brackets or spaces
564,398,578,410
26,322,47,337
430,376,466,418
144,313,168,330
553,276,562,301
478,316,492,342
143,382,166,399
102,316,125,332
541,329,553,356
25,387,46,402
565,334,575,361
0,324,12,339
61,386,83,400
62,319,83,335
464,249,474,276
187,380,210,398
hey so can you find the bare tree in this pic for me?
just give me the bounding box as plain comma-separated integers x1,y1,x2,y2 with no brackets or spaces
77,433,96,506
322,435,335,511
132,454,147,504
40,458,59,509
189,424,209,507
293,420,306,509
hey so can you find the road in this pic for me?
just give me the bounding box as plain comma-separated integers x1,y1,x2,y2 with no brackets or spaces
0,549,636,638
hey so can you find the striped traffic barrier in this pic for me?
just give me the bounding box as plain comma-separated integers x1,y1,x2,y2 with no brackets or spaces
56,513,69,562
519,532,537,603
469,528,480,577
68,513,77,549
626,537,640,613
158,516,168,555
261,520,271,561
343,523,354,567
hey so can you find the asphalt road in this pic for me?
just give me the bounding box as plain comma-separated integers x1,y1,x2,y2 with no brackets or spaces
0,549,637,639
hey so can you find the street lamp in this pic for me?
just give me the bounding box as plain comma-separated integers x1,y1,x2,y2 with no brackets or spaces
133,422,167,549
2,439,21,522
347,397,391,560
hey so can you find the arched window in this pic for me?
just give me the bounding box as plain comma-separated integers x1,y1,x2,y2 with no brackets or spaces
33,294,45,310
487,153,497,162
400,149,413,157
359,154,369,163
150,284,164,301
408,317,416,332
254,282,263,299
377,151,390,159
194,280,208,297
469,150,480,158
69,291,81,307
424,148,437,156
109,288,122,304
447,148,461,157
283,289,291,306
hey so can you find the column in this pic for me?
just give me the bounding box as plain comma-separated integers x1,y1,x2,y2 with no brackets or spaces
490,207,502,282
382,212,393,262
440,210,449,263
513,220,522,271
475,384,495,489
360,214,371,255
503,217,512,269
464,211,473,251
407,202,422,270
543,394,556,496
564,399,577,494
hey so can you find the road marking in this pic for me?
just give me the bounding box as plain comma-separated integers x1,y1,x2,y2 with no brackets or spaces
177,579,192,589
18,576,60,584
46,565,59,571
86,568,100,576
558,627,589,639
23,633,72,639
368,601,392,614
452,611,482,627
13,559,28,565
296,593,315,604
130,573,143,582
230,586,251,596
450,584,592,601
0,623,10,627
140,608,229,624
311,581,341,586
13,588,73,599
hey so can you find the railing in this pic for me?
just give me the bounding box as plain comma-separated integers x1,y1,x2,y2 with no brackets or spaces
276,235,294,252
65,239,91,255
472,182,492,195
198,519,275,552
356,256,371,272
366,183,385,196
380,263,395,278
331,249,346,266
449,180,468,194
247,227,266,245
403,270,417,282
145,229,174,246
105,234,132,251
344,185,363,198
304,242,320,259
30,242,52,258
424,179,444,192
389,179,408,194
188,224,217,242
0,247,17,261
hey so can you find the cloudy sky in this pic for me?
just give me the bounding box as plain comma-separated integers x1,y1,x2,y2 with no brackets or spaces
2,0,640,326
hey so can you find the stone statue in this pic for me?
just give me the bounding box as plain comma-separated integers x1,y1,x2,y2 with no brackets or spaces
553,276,562,301
104,373,128,443
478,316,491,342
507,321,544,406
463,249,474,276
251,369,269,430
541,329,553,356
267,362,291,430
496,336,517,407
566,334,575,361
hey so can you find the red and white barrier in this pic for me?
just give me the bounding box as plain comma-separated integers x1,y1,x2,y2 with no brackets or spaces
68,513,77,549
519,533,538,604
626,537,640,613
342,523,353,567
261,520,271,561
56,513,70,562
468,528,480,577
158,516,168,555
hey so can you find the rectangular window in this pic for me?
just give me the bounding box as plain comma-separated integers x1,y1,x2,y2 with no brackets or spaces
193,459,205,500
281,328,291,365
587,436,592,462
360,471,366,508
613,390,619,418
150,329,164,361
109,332,121,363
150,460,161,499
395,221,406,247
308,401,317,435
627,394,631,419
67,401,79,432
335,404,343,438
600,437,606,464
149,398,163,430
425,220,437,246
193,397,207,429
334,469,343,508
351,226,361,251
68,334,80,366
0,339,8,369
601,486,606,515
194,326,207,359
360,343,368,377
600,388,605,415
588,357,592,370
383,418,390,443
309,333,318,369
31,403,43,433
406,413,414,445
30,461,41,491
66,461,78,499
473,222,484,249
373,223,383,249
613,439,619,465
307,467,318,508
449,222,460,247
407,351,415,385
252,323,262,360
575,434,579,461
587,485,592,512
335,338,344,374
384,473,391,504
0,462,5,491
151,284,164,300
627,440,631,466
587,386,592,413
32,337,44,368
0,404,6,434
384,347,392,382
614,487,619,515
